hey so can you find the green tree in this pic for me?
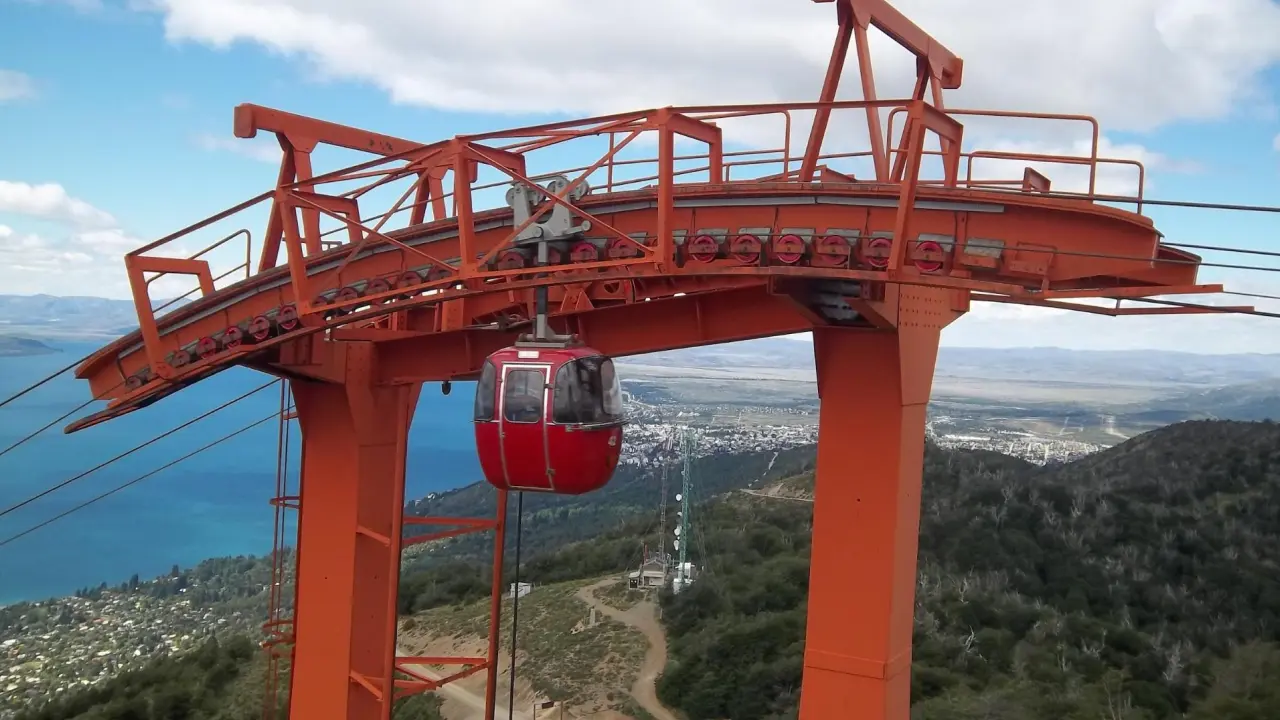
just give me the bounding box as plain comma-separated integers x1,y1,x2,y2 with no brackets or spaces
1187,642,1280,720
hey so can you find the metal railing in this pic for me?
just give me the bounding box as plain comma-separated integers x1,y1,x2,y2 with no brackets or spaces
147,229,253,313
112,97,1150,376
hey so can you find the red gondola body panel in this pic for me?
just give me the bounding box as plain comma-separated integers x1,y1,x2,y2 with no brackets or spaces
473,344,625,495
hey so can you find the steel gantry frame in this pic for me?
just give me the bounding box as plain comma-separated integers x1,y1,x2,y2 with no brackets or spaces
64,1,1246,718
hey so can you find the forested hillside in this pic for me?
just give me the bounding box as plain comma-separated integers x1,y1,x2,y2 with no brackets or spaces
659,420,1280,719
399,444,815,574
17,420,1280,719
395,420,1280,718
11,635,445,720
14,636,287,720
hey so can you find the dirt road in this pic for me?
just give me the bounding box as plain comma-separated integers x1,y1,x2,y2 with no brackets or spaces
575,579,679,720
1102,414,1130,440
740,488,813,503
395,648,530,720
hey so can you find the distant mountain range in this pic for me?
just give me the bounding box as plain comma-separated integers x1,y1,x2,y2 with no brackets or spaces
0,295,148,340
1116,377,1280,423
3,293,1278,402
633,336,1280,388
0,336,58,357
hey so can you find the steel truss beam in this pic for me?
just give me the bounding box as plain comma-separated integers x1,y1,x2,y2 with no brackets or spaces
59,2,1251,719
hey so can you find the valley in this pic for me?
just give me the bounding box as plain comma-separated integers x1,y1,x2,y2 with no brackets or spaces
9,419,1280,719
617,338,1280,467
3,298,1280,718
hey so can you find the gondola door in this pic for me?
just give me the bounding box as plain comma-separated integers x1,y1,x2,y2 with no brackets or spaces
498,362,554,492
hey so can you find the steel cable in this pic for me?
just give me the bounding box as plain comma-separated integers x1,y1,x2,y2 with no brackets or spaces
0,379,277,519
0,375,129,460
0,408,285,549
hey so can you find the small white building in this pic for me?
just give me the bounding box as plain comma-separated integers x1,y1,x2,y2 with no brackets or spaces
627,560,667,590
507,582,533,599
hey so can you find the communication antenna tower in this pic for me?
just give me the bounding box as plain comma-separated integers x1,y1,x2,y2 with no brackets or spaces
673,427,695,593
654,429,675,569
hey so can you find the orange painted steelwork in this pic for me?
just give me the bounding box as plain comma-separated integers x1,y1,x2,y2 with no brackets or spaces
65,1,1244,718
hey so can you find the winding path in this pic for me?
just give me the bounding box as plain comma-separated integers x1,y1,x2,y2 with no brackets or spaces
575,579,679,720
394,646,530,720
740,488,814,503
1102,414,1131,440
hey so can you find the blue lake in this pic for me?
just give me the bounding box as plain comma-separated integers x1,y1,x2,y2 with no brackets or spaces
0,341,481,605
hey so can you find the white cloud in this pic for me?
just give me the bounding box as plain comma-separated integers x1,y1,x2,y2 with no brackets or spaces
1273,133,1280,152
135,0,1280,205
10,1,1280,348
194,132,279,163
0,225,131,296
0,180,194,298
0,228,195,299
0,181,117,228
0,70,35,103
15,0,104,12
130,1,1280,200
141,0,1280,133
962,136,1175,197
954,267,1280,353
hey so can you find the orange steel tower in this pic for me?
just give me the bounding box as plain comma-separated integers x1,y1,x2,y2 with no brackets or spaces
65,1,1246,718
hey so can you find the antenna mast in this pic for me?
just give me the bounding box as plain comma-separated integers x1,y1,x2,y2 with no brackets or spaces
674,427,694,593
655,430,674,569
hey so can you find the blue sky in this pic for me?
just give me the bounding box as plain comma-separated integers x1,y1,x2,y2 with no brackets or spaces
0,1,512,236
2,0,1279,351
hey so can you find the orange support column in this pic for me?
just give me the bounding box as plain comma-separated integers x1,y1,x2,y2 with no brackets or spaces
799,321,941,719
288,342,420,720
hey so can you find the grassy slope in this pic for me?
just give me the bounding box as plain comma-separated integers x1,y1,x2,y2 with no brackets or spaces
403,577,649,714
24,420,1280,720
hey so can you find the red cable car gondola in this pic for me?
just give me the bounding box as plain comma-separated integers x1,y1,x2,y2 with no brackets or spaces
474,341,625,495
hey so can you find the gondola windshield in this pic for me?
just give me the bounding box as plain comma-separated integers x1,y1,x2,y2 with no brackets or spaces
503,367,546,423
552,356,623,425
